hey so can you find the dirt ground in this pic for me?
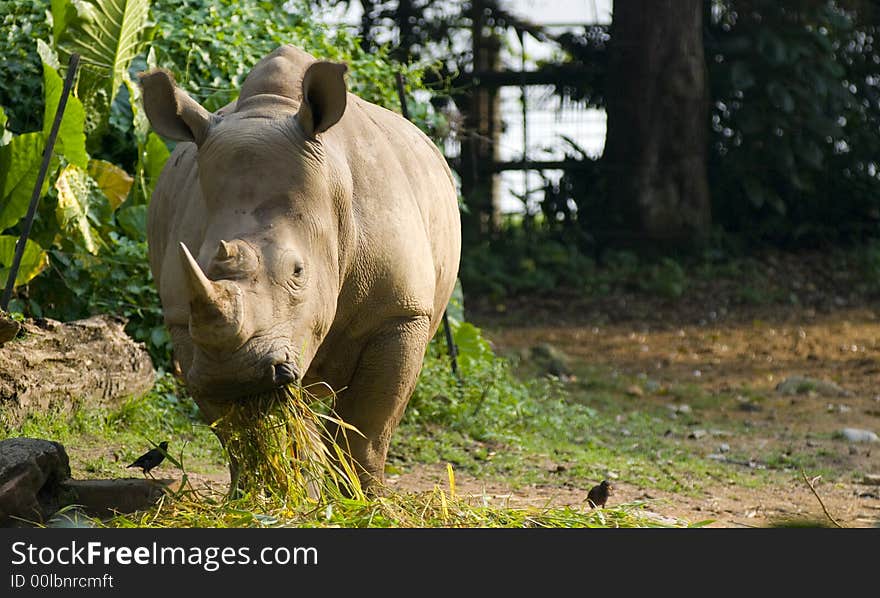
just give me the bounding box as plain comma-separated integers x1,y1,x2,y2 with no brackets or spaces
391,255,880,527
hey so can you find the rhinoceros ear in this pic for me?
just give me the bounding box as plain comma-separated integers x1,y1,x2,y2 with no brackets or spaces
138,69,216,145
296,61,348,139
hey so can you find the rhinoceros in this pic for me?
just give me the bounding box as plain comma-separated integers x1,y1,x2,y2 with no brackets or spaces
140,45,461,489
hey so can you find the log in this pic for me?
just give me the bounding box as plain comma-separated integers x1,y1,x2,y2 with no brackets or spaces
0,315,155,426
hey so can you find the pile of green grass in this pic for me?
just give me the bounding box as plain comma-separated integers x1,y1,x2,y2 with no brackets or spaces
211,383,364,503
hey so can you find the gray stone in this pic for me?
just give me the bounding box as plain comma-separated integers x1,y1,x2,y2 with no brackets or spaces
0,438,71,526
838,428,879,443
528,343,572,378
775,376,851,397
61,478,173,517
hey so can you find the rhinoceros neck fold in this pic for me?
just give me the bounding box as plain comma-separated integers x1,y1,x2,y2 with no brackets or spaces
234,94,300,115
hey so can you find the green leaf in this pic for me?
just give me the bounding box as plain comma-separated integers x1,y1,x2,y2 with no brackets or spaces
446,278,465,324
767,81,795,113
729,61,755,91
797,140,824,170
0,133,48,232
742,177,765,208
117,204,147,239
453,322,492,370
0,107,11,146
88,159,133,209
144,132,169,185
55,0,153,114
123,72,149,145
54,164,111,254
0,235,49,287
42,60,89,169
36,39,61,71
131,131,170,205
50,0,77,45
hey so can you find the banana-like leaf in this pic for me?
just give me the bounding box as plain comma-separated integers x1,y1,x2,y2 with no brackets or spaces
42,58,89,169
0,235,49,287
88,159,133,209
54,164,112,255
55,0,152,113
0,133,49,232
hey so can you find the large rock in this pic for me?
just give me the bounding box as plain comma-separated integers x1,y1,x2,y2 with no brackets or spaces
0,438,71,526
0,315,155,426
61,479,174,517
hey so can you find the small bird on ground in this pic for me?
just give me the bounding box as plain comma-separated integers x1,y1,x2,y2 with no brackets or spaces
587,480,613,509
127,441,169,477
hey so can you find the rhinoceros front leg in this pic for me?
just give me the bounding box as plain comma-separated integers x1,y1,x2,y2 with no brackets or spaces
333,315,432,491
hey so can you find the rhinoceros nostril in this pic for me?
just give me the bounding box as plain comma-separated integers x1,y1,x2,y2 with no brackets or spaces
273,362,299,386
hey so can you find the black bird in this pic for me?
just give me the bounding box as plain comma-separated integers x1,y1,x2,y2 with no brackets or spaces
586,480,613,509
127,441,169,477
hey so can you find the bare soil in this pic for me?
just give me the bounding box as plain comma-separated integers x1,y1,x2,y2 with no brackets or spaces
393,252,880,527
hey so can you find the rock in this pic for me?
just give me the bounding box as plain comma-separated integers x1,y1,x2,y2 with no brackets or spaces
626,385,644,397
862,474,880,486
837,428,879,443
719,443,730,453
775,376,851,397
688,429,707,440
527,343,572,378
0,438,71,527
61,479,173,517
644,379,662,393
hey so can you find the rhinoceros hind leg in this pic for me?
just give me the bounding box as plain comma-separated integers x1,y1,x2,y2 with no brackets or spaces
332,315,431,493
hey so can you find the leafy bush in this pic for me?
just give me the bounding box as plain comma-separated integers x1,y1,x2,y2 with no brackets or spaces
150,0,426,118
706,0,880,243
0,1,50,133
407,319,572,444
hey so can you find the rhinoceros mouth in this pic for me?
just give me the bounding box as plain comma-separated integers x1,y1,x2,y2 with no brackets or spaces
187,349,301,402
272,362,301,386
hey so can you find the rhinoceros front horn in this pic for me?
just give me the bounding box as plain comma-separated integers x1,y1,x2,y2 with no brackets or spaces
178,242,246,349
179,242,217,304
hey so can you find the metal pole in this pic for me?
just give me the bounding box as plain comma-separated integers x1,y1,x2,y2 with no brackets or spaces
394,72,461,381
1,53,80,311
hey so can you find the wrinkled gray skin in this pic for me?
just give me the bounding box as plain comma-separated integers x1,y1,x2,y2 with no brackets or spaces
141,45,460,490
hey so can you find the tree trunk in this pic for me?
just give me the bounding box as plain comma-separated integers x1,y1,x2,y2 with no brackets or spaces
0,315,155,426
603,0,711,248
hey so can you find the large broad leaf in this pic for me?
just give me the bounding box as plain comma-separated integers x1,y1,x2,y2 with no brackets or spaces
0,133,48,232
54,0,152,114
117,204,147,239
0,235,49,287
130,131,169,205
50,0,77,45
142,132,169,196
42,57,89,169
54,164,112,254
88,159,132,209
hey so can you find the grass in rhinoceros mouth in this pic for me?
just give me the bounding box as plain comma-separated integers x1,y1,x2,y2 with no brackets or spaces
209,382,366,504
